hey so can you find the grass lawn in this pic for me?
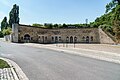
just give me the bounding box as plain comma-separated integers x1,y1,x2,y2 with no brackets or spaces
0,59,10,69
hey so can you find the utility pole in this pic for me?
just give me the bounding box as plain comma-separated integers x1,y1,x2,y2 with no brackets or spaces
85,19,88,27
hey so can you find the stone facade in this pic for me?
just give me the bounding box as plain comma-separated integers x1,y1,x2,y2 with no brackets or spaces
11,24,115,44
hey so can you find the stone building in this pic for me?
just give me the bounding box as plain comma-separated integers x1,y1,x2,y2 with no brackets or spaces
11,24,115,44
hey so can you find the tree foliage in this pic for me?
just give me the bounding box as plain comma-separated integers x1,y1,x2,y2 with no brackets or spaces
106,0,120,42
32,23,43,27
106,0,120,13
93,0,120,42
32,23,91,29
0,4,19,37
2,27,12,36
63,23,68,28
1,17,8,31
0,31,3,37
53,24,58,28
9,4,19,27
112,5,120,41
44,23,53,29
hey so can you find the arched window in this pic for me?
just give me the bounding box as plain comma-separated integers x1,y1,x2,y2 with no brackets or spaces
70,36,73,43
42,36,44,39
59,36,61,41
38,36,41,42
66,36,69,42
82,36,85,41
52,37,54,41
86,36,89,43
55,36,58,42
91,36,93,41
66,36,69,39
45,37,47,41
74,36,77,42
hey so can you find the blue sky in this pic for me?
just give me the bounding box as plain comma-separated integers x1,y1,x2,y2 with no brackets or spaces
0,0,111,25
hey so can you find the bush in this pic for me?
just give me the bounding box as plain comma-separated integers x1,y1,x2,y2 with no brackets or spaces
0,31,3,37
2,27,12,36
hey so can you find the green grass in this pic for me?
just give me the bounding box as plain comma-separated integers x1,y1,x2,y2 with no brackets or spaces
0,59,10,69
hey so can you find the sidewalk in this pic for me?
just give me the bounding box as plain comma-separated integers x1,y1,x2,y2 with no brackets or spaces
23,43,120,64
0,58,29,80
0,68,19,80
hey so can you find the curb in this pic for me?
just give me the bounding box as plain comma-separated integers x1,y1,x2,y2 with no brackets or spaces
0,57,29,80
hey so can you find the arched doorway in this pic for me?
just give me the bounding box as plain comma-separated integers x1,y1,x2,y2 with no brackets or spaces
55,36,58,43
70,36,73,43
24,34,30,43
24,34,30,40
82,36,85,42
86,36,89,43
91,36,93,41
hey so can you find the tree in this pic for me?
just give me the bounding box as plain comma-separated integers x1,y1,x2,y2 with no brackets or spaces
106,0,120,13
0,31,3,37
32,23,43,27
106,0,120,42
2,27,12,36
53,24,58,28
1,17,8,31
63,23,68,28
9,4,19,28
112,5,120,42
44,23,53,29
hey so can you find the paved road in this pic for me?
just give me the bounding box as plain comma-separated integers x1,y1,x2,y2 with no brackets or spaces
0,41,120,80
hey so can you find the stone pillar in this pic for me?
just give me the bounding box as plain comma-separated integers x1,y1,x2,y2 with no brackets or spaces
11,24,19,42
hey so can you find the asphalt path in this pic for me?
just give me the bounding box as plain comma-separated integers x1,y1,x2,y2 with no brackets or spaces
0,41,120,80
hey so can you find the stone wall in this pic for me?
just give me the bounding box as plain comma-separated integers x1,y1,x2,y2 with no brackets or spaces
11,24,115,44
99,28,115,44
17,24,100,43
4,35,11,42
11,24,19,42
